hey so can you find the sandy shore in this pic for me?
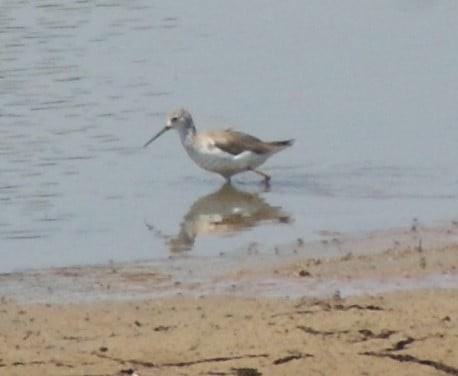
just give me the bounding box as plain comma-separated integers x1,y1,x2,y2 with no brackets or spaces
1,289,456,376
1,224,457,375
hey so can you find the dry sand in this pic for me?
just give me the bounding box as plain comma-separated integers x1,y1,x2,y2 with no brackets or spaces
0,289,456,376
0,226,457,375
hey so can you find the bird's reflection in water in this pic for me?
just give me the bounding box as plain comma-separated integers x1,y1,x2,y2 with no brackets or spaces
147,184,291,253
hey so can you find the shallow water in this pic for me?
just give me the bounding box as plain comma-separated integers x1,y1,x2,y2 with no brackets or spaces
1,1,457,273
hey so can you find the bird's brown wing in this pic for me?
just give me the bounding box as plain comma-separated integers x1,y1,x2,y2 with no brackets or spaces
206,130,272,155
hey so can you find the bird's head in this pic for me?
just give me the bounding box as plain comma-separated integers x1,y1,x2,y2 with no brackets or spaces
144,108,195,147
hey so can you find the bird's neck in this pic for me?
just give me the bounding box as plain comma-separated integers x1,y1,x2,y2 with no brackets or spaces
178,124,197,145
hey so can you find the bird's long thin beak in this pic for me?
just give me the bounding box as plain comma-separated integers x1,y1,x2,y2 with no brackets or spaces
143,127,170,147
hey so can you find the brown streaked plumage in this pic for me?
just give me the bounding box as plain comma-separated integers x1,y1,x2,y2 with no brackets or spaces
207,129,292,155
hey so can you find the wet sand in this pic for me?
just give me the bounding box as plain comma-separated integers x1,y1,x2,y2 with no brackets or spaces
0,225,457,375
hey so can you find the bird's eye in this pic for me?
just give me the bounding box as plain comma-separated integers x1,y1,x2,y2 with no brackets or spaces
171,116,178,122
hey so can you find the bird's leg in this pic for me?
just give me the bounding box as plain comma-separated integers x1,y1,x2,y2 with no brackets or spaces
249,168,271,185
224,176,232,185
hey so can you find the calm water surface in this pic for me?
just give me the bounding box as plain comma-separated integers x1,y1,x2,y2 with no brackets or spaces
1,1,457,273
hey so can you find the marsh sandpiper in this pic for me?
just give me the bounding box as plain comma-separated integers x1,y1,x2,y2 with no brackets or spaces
144,108,294,184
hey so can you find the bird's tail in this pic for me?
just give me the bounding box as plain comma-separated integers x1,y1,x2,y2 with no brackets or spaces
269,139,294,148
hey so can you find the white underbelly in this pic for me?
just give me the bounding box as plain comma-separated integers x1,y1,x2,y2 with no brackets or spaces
184,144,268,175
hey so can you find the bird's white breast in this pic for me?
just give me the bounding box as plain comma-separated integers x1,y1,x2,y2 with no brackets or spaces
182,136,268,175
